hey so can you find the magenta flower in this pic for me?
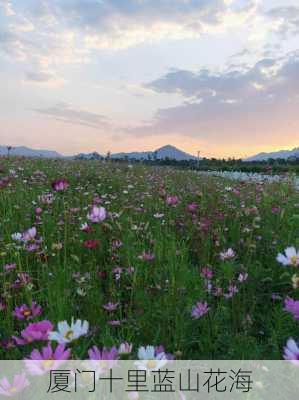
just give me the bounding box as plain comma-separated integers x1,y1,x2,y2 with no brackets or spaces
25,343,71,375
138,251,155,262
3,263,16,272
166,196,179,206
87,206,107,223
187,203,198,213
283,338,299,364
84,239,100,249
0,373,29,397
88,346,119,360
191,301,210,319
13,302,42,320
51,179,69,191
201,267,213,279
284,297,299,321
13,320,53,345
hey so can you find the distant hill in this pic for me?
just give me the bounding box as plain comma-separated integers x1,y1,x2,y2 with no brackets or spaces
112,145,198,161
0,144,197,161
246,147,299,161
0,146,63,158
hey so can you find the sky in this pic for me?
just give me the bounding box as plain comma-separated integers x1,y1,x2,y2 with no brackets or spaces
0,0,299,159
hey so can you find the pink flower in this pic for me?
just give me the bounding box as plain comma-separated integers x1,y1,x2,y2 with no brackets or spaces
191,301,210,319
87,206,107,223
22,227,37,242
3,263,16,272
25,343,71,375
187,203,198,213
51,179,69,191
220,248,236,260
201,267,213,279
166,196,179,206
138,251,155,262
88,346,119,360
118,342,133,355
103,302,119,312
283,338,299,365
13,320,53,345
284,297,299,320
0,373,29,397
84,239,100,249
13,302,42,320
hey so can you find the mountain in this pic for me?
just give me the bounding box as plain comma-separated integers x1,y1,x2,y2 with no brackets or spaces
246,147,299,161
0,144,197,161
0,146,63,158
112,145,198,161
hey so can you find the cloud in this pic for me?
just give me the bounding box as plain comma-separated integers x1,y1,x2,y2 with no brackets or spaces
34,103,110,129
266,6,299,37
127,52,299,152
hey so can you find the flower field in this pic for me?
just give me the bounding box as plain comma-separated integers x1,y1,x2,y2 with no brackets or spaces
0,157,299,361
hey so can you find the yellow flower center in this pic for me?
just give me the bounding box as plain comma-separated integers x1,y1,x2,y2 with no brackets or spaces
23,310,32,317
9,387,18,393
291,256,298,266
43,359,54,369
147,360,157,369
64,330,74,340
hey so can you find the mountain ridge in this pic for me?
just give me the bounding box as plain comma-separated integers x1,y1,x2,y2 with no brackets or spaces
0,145,197,161
246,147,299,161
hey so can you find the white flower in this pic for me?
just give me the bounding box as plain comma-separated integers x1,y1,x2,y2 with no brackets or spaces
49,318,89,343
277,247,299,267
11,232,22,241
135,346,167,373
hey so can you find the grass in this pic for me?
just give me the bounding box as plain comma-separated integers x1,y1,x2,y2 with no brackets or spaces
0,157,298,360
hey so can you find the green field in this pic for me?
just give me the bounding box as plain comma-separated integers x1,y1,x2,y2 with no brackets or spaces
0,157,298,361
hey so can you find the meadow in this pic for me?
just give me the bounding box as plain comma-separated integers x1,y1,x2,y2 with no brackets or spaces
0,157,298,361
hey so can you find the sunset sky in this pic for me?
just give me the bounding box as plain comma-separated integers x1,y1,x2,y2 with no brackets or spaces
0,0,299,158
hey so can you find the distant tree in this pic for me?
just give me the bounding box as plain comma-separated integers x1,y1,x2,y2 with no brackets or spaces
7,146,12,157
106,151,111,161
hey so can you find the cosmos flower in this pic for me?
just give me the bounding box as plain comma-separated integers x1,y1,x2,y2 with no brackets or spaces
22,227,37,243
87,206,107,223
102,302,119,312
283,338,299,364
200,267,213,279
51,179,69,191
88,346,119,360
0,373,29,397
11,232,22,242
84,239,100,249
25,343,71,375
186,203,198,213
277,247,299,267
118,342,133,355
284,297,299,320
13,302,42,320
49,318,89,344
136,346,167,372
138,251,155,262
220,248,236,260
166,196,179,206
13,320,53,345
191,301,210,319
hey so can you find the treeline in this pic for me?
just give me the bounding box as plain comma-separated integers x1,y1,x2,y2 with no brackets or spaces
110,156,299,174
